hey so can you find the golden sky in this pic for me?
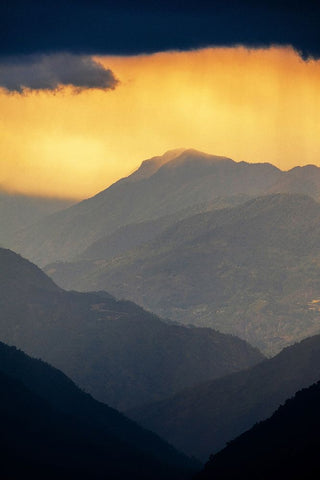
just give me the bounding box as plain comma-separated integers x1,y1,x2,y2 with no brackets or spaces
1,46,320,199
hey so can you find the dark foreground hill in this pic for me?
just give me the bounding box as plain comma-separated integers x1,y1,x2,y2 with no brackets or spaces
48,194,320,354
13,148,320,266
0,341,197,480
0,248,263,411
197,380,320,480
128,334,320,461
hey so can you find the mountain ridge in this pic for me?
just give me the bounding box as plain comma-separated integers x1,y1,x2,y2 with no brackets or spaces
128,333,320,461
47,193,320,354
197,379,320,479
11,148,320,266
0,340,197,479
0,247,263,410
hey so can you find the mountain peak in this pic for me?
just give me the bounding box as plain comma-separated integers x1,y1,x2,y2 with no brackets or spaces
127,148,187,182
158,149,234,171
127,148,234,182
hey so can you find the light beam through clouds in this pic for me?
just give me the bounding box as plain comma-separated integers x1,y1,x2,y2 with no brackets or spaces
0,47,319,199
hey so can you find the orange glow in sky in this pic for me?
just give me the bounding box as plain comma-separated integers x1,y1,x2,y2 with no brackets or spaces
1,47,320,199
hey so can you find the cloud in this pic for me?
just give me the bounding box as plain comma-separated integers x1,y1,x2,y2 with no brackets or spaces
0,54,119,93
1,1,320,59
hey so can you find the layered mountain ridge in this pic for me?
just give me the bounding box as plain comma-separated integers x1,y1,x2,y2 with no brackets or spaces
128,333,320,461
0,247,263,410
47,193,320,354
197,379,320,480
0,341,197,479
12,148,320,266
2,148,320,477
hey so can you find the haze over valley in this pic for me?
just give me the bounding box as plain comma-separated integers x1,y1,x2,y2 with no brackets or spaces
2,2,320,477
2,145,320,477
9,148,319,355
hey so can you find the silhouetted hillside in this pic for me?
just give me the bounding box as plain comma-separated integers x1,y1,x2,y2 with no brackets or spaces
0,248,263,410
48,194,320,354
0,342,197,480
128,334,320,461
13,148,311,266
197,380,320,480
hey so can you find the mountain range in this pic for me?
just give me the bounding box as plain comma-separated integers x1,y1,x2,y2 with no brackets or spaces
0,340,197,479
197,379,320,480
128,334,320,461
2,148,320,477
0,247,263,410
46,193,320,354
11,149,320,267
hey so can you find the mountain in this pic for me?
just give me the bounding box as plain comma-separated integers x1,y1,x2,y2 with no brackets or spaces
268,164,320,198
12,147,318,266
76,195,250,262
47,194,320,354
197,380,320,480
128,334,320,461
0,341,197,480
0,190,73,246
0,248,263,411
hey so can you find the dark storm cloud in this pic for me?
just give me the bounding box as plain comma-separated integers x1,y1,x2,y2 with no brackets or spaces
0,1,320,59
0,54,118,92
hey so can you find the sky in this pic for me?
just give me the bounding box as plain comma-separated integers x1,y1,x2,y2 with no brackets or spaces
1,1,320,199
